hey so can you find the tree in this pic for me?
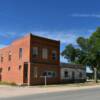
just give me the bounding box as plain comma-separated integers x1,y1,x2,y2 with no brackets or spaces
61,27,100,83
61,44,77,63
77,31,100,83
88,27,100,82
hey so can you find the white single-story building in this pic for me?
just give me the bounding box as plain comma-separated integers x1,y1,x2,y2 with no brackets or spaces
60,63,86,83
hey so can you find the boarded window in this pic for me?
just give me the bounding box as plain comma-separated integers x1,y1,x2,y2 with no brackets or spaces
42,48,48,59
34,67,38,78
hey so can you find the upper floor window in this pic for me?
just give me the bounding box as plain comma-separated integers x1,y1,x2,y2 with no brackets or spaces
19,48,23,59
19,65,22,70
32,47,38,57
8,51,11,61
42,48,48,59
52,50,57,60
8,66,11,71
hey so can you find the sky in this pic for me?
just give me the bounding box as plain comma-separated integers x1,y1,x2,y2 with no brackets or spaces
0,0,100,64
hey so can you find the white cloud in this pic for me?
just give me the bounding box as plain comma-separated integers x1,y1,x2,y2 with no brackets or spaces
31,30,92,45
0,30,93,62
70,13,100,18
0,29,93,49
32,31,77,45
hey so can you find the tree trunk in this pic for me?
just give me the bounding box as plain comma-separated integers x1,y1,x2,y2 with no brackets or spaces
94,67,98,83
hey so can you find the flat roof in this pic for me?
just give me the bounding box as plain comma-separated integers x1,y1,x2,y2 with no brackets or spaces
60,62,85,69
31,33,60,43
0,33,60,50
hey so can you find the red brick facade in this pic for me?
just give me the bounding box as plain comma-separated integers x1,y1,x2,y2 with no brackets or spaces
0,34,60,85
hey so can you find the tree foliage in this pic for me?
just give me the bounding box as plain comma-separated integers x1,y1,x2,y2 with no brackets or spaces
61,27,100,82
61,44,77,63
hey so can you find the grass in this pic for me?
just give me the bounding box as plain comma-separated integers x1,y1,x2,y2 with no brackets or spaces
0,81,17,86
0,80,100,87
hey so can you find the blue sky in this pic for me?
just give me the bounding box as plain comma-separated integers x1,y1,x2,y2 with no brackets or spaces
0,0,100,63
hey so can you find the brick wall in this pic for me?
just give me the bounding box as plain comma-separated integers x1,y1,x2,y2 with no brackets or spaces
0,34,60,85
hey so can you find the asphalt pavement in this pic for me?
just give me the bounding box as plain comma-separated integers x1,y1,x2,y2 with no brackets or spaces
1,87,100,100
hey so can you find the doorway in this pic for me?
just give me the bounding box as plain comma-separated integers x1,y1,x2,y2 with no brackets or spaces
72,71,75,82
24,63,28,83
0,68,2,81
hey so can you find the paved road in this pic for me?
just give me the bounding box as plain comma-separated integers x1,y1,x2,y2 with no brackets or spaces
1,87,100,100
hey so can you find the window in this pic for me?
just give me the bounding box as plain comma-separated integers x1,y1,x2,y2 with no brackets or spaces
72,71,75,79
42,48,48,59
42,72,47,76
34,67,38,78
8,51,11,61
64,71,68,78
1,57,3,62
42,71,56,78
8,67,11,71
19,65,22,70
52,50,57,60
0,68,2,73
32,47,38,57
0,54,3,63
19,48,23,59
79,72,82,78
1,57,3,63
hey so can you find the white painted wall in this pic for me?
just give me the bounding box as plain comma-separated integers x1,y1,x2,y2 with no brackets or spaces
61,68,86,80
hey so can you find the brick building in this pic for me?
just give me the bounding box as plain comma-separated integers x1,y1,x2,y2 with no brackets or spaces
0,34,60,85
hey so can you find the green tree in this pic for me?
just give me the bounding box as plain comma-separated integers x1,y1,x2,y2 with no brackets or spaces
88,27,100,82
76,31,100,82
61,27,100,83
61,44,77,63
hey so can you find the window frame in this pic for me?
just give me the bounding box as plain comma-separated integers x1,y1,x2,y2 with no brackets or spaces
8,51,11,61
19,48,23,59
32,47,38,58
42,71,56,78
52,50,57,60
64,71,68,78
8,66,11,71
42,48,48,59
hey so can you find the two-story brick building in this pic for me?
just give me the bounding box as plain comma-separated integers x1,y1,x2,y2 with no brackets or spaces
0,33,60,85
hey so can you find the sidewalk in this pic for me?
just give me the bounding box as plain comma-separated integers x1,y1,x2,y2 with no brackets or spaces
0,83,100,98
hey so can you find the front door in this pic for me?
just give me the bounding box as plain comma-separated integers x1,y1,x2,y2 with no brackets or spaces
0,72,1,81
24,63,28,83
72,71,75,82
0,68,2,81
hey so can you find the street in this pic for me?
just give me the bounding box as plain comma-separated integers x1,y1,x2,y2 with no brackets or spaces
2,87,100,100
